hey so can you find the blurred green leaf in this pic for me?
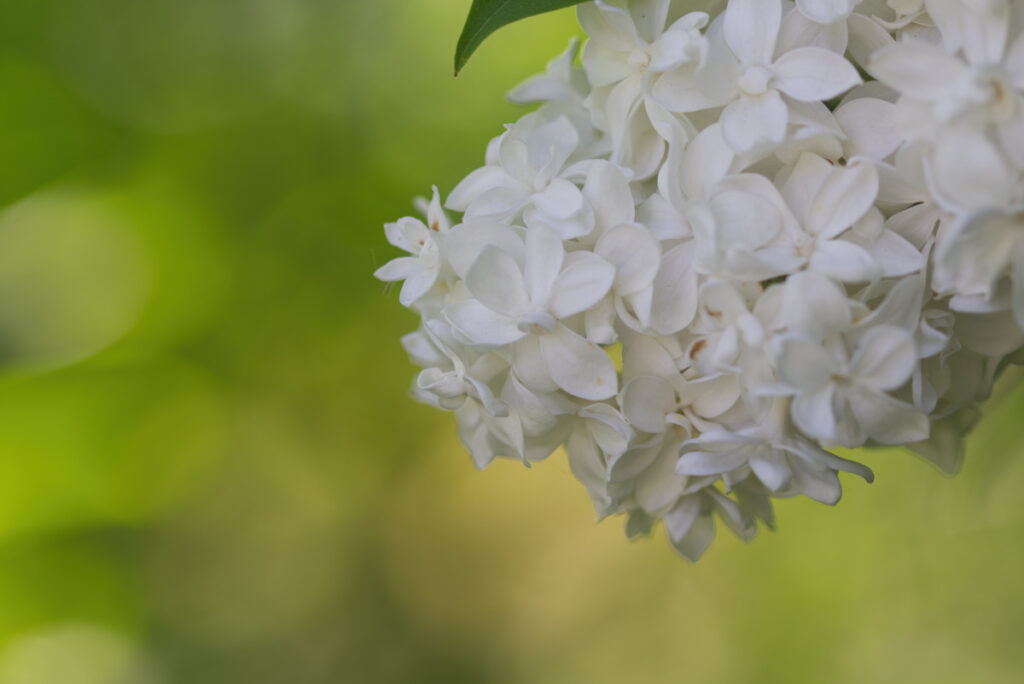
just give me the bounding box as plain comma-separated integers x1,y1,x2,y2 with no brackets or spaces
455,0,586,74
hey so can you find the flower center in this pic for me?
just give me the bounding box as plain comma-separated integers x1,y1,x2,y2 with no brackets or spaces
980,69,1016,121
628,47,651,71
517,311,556,334
738,65,773,96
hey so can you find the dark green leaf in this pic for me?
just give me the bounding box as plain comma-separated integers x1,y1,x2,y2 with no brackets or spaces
455,0,587,74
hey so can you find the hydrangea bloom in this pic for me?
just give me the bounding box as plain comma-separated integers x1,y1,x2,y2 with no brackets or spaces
376,0,1024,560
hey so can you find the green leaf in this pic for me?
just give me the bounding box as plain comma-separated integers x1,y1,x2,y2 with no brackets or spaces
455,0,587,74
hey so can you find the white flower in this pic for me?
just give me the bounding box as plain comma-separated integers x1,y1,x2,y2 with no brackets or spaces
446,114,595,237
578,0,709,175
656,0,861,154
678,418,875,503
566,403,634,515
771,325,929,446
445,225,618,399
374,187,449,307
377,0,1024,560
935,209,1024,328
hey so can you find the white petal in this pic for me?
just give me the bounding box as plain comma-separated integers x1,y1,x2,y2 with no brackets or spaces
780,271,852,337
809,239,881,282
686,373,740,418
384,217,430,253
653,31,739,112
864,43,973,100
524,225,565,306
781,152,831,218
720,91,788,155
466,246,530,317
699,278,749,321
582,403,632,455
566,426,612,513
708,489,755,540
584,296,617,345
795,0,855,24
664,496,702,542
533,178,584,220
864,229,925,277
637,193,689,240
806,158,879,239
671,512,714,561
447,166,518,212
847,387,929,444
399,268,438,307
834,97,902,161
445,300,525,346
679,123,734,201
584,161,636,230
778,7,848,54
846,13,894,70
677,448,749,476
773,47,861,101
539,323,617,400
791,383,838,441
629,0,672,43
577,1,636,53
445,221,524,280
708,188,782,250
750,452,792,491
595,223,662,295
850,325,916,391
650,241,699,334
374,256,420,282
548,252,616,318
581,42,633,88
931,126,1017,211
635,443,689,512
512,336,559,394
724,0,781,65
775,335,834,389
649,16,705,72
791,466,841,504
621,375,676,433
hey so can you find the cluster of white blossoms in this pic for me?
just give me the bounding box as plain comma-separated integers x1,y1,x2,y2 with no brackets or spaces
377,0,1024,559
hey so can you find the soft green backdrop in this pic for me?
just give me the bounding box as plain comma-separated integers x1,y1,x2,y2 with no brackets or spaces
0,1,1021,682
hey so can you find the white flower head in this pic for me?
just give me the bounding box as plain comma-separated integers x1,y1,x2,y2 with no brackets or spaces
377,0,1024,560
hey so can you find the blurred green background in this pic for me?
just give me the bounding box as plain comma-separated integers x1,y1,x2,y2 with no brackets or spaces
0,1,1021,682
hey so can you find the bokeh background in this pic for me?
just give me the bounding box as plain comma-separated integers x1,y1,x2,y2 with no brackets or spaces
0,1,1022,682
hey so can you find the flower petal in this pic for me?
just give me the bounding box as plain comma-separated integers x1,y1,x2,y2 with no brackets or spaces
548,252,616,318
650,241,699,334
773,47,861,101
677,448,749,476
847,387,929,444
750,452,792,491
466,245,530,316
806,158,879,239
595,223,662,295
724,0,781,65
809,239,880,282
539,323,617,400
622,375,677,433
524,225,565,306
445,300,525,346
721,91,788,155
775,334,834,389
849,325,916,391
791,382,838,442
671,512,714,561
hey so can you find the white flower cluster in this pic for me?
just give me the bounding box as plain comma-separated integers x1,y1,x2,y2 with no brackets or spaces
377,0,1024,560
